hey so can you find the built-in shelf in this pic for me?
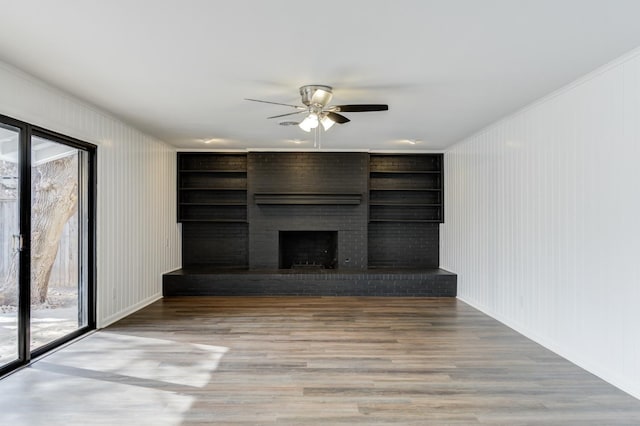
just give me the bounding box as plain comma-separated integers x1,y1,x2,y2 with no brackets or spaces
177,153,248,223
368,154,443,224
369,202,442,207
179,187,247,191
369,170,441,174
369,204,442,222
254,193,362,205
369,188,441,192
179,202,247,206
369,219,441,223
179,219,248,223
179,170,247,173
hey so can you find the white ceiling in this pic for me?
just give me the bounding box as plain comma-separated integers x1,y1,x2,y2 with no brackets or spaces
1,0,640,151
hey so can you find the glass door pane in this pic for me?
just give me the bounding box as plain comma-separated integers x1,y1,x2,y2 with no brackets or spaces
30,136,88,350
0,124,20,368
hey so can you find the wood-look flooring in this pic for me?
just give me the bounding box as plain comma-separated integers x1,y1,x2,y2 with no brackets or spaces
1,297,639,425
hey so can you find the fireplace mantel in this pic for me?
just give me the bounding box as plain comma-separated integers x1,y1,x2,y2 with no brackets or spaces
254,193,362,205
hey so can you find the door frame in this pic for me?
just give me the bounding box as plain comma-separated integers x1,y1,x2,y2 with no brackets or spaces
0,114,96,377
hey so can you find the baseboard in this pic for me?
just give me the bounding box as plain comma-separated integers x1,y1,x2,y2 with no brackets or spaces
98,293,163,328
456,295,640,401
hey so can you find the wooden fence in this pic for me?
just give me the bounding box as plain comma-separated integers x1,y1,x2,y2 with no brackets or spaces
1,200,77,291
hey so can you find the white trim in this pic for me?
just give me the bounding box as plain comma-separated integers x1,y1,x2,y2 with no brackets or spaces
97,292,162,328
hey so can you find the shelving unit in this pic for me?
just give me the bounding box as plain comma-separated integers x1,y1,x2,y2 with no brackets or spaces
177,153,248,223
368,154,443,223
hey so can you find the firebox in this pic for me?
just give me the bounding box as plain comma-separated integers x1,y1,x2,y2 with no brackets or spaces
279,231,338,269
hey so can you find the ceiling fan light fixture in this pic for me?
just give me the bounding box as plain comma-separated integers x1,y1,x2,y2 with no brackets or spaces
246,84,388,137
320,114,336,131
311,88,333,107
300,85,333,107
298,113,319,132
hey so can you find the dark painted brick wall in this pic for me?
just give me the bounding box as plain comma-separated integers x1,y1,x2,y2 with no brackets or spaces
249,152,367,193
179,153,247,170
368,222,439,268
248,152,368,270
182,222,248,267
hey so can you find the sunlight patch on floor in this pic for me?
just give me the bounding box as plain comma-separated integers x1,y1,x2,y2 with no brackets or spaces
40,332,229,388
0,367,195,426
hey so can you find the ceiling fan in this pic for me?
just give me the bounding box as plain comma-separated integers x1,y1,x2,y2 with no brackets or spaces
245,85,388,132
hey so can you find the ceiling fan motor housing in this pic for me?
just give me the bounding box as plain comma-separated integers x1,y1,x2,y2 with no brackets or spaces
300,85,333,107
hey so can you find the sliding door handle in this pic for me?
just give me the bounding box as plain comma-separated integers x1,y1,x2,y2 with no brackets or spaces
12,234,24,253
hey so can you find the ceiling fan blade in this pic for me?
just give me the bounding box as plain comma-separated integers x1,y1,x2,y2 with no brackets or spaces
245,98,306,109
333,104,389,112
267,110,307,119
326,112,350,124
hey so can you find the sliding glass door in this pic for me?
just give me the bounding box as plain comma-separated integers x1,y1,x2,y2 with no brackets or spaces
0,122,21,371
0,115,95,376
30,135,91,353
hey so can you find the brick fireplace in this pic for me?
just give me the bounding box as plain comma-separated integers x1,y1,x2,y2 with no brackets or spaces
247,152,368,270
165,151,456,296
279,231,338,269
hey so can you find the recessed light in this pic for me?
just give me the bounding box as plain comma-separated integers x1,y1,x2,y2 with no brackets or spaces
196,137,227,144
394,139,422,145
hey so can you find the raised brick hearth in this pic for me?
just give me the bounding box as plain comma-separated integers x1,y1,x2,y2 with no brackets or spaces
163,267,456,297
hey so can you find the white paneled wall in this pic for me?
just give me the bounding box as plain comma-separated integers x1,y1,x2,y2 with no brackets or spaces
441,48,640,398
0,61,181,327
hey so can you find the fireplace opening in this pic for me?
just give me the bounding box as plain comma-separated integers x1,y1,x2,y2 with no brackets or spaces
279,231,338,269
